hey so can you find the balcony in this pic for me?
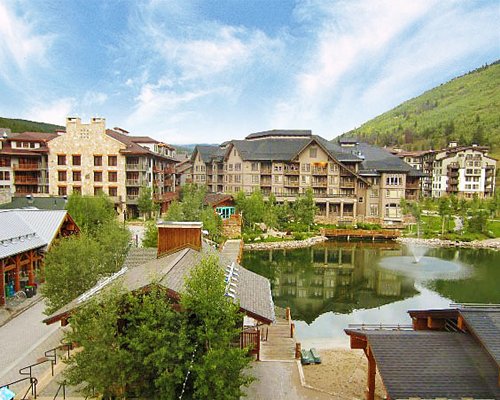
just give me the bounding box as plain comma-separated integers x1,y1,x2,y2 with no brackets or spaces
260,168,272,175
13,163,40,171
339,180,355,188
165,166,175,174
312,168,327,176
126,194,139,204
312,181,327,188
14,177,40,185
447,171,459,178
126,163,148,171
406,181,420,189
284,180,299,187
126,179,146,186
448,178,458,185
260,179,272,186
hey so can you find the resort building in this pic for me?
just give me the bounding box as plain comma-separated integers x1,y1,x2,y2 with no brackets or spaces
392,142,497,199
0,131,59,196
0,209,79,306
190,131,424,226
0,118,178,218
431,143,496,198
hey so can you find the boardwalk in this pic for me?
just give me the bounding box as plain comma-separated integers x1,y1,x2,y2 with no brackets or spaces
260,318,296,361
220,239,244,263
321,228,400,240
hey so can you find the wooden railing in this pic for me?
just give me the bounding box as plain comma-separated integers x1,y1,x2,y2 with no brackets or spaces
240,328,260,360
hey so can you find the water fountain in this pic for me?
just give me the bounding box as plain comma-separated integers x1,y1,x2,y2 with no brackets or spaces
378,244,468,281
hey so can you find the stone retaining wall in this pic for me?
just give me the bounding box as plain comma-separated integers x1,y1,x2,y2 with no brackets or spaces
244,236,328,250
396,237,500,251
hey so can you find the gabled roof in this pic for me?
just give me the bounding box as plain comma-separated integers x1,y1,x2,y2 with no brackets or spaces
345,329,500,399
192,145,225,163
105,130,177,160
245,129,312,140
204,193,233,207
0,209,71,259
8,132,59,142
0,197,67,210
43,242,275,325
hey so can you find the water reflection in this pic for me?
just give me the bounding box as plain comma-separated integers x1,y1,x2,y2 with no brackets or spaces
242,242,418,324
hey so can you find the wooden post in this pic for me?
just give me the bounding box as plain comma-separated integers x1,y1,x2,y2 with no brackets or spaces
290,322,295,338
256,330,261,361
286,307,291,321
28,250,35,286
0,260,5,306
366,346,376,400
295,342,301,359
14,254,21,292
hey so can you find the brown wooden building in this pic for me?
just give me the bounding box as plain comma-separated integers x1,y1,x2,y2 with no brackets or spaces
0,209,79,306
345,305,500,399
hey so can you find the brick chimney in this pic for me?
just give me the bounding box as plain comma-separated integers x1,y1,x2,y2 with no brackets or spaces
157,221,202,257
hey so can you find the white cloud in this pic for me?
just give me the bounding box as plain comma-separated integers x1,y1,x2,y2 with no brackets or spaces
23,98,75,125
0,2,53,80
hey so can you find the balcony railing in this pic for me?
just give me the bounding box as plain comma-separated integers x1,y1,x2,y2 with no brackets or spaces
14,176,41,184
284,180,300,187
126,194,139,203
126,179,146,186
339,180,355,188
13,163,40,171
260,180,272,186
312,168,328,176
284,169,300,175
312,181,327,187
260,168,272,174
126,163,148,171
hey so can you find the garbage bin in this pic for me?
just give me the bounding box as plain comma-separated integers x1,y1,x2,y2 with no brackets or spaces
24,286,33,298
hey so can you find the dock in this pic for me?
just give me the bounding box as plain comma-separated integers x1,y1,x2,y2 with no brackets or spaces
260,307,297,362
320,228,401,241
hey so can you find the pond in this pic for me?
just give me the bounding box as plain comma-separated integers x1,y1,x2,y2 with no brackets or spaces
241,241,500,348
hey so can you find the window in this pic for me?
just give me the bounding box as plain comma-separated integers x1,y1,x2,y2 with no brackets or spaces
235,163,241,171
0,171,9,180
108,187,118,197
58,171,67,181
57,155,66,165
370,188,379,198
385,203,401,218
309,147,317,158
73,171,81,182
233,149,237,156
358,197,364,203
94,187,103,196
94,171,102,182
73,186,81,194
58,186,67,196
251,162,259,171
72,155,81,166
94,155,102,166
228,164,233,171
370,204,379,216
108,171,117,182
301,163,310,173
329,163,338,172
252,175,259,184
108,155,117,166
386,175,402,186
0,157,10,167
235,175,241,183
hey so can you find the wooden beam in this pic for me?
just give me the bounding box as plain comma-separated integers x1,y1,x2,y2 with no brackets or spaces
350,335,368,350
366,345,376,400
0,259,5,306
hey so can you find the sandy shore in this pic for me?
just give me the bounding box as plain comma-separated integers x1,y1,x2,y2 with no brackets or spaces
301,348,386,399
396,236,500,250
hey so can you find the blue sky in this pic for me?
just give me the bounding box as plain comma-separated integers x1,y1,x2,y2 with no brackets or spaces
0,0,498,144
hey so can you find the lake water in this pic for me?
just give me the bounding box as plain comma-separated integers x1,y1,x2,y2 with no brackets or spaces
241,241,500,348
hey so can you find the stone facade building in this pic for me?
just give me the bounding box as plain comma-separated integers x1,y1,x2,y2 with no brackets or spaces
0,117,177,218
190,130,424,226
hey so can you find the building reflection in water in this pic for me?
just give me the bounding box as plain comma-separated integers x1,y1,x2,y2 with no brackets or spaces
242,242,418,324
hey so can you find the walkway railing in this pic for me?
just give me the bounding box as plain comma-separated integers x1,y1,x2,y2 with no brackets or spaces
0,376,38,399
348,323,413,331
240,327,260,360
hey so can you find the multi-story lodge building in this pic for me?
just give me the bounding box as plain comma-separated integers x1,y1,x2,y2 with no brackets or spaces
393,142,497,199
430,143,496,198
0,117,177,218
190,130,423,226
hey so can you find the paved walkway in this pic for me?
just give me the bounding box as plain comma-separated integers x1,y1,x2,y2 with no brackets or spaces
0,299,63,389
221,239,243,263
244,361,332,399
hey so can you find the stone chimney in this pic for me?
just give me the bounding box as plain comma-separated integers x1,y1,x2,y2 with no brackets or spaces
157,221,202,257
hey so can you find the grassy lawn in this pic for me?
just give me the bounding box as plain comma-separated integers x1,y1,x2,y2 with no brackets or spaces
487,220,500,238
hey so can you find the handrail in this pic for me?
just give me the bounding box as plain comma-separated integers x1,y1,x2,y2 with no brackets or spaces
52,380,66,399
348,323,413,331
19,342,73,378
0,376,38,399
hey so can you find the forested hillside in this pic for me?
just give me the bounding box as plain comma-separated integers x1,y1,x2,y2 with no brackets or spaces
0,117,63,133
342,61,500,158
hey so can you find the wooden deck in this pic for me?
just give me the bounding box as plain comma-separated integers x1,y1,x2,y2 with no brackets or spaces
321,228,401,240
220,239,244,263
